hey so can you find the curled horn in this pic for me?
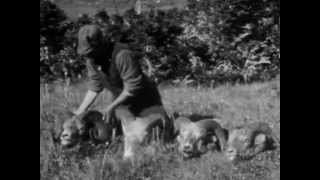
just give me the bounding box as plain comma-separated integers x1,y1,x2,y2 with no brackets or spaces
245,122,280,149
79,110,112,142
195,119,228,151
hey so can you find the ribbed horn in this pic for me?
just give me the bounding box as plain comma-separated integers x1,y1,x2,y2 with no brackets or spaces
245,122,280,148
195,119,228,151
80,110,112,142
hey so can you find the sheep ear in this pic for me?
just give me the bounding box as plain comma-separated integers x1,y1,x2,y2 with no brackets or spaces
222,128,229,140
176,134,182,142
68,110,76,116
172,112,180,119
211,136,217,143
50,125,62,144
254,134,267,145
197,139,207,153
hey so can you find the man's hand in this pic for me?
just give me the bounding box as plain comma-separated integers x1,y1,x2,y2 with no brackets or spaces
103,89,131,124
103,105,115,124
73,90,99,134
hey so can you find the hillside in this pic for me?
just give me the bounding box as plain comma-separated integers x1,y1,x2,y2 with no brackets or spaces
40,79,280,180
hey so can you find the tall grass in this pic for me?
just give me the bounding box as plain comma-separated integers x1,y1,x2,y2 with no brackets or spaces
40,79,280,180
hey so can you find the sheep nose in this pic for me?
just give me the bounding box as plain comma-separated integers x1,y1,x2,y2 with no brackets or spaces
226,148,235,154
183,144,192,151
61,132,69,139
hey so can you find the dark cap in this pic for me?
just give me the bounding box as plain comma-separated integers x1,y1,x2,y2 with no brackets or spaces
77,25,104,56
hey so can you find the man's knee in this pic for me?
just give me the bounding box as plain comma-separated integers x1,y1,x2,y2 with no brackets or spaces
139,106,174,141
114,106,135,124
139,106,172,125
123,136,135,159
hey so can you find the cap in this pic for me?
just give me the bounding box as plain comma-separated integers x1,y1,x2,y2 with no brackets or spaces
77,25,104,56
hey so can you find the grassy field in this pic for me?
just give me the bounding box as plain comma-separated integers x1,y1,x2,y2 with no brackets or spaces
40,78,280,180
55,0,187,18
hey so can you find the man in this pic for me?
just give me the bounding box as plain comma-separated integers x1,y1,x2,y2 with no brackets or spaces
73,24,173,158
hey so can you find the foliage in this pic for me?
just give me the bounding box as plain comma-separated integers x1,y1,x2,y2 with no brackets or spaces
40,0,68,52
40,0,280,85
40,46,86,83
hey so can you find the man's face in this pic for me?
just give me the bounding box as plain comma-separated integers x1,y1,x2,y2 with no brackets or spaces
86,41,112,66
87,46,104,61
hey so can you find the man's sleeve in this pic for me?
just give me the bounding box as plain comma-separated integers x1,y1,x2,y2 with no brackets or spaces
116,50,144,96
86,59,104,93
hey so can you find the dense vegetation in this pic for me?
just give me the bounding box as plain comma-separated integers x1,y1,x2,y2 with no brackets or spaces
40,0,280,86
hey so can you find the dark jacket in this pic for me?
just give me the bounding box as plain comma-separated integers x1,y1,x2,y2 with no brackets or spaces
87,43,162,115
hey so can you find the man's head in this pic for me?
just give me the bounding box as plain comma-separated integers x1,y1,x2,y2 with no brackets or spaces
77,25,111,62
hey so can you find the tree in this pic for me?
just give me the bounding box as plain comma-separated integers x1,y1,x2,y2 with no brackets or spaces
40,0,68,52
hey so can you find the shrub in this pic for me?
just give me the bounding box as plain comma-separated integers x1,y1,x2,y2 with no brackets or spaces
40,46,86,83
40,0,68,52
40,0,280,85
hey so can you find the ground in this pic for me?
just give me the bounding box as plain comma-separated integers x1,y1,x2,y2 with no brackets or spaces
40,78,280,180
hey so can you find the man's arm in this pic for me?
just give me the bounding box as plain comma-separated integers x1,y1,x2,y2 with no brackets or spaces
105,50,143,112
74,90,99,116
75,58,103,115
104,89,131,113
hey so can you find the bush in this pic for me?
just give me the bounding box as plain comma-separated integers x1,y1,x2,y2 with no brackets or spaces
178,0,280,85
40,0,280,85
40,0,68,52
40,46,86,83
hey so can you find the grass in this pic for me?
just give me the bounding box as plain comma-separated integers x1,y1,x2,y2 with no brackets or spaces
40,79,280,180
55,0,187,19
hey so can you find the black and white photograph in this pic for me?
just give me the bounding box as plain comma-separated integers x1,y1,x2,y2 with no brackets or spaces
40,0,280,179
